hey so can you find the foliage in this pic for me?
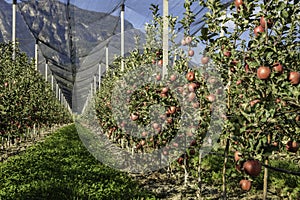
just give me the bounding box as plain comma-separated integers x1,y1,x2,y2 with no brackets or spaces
199,0,300,162
0,42,72,138
86,0,300,198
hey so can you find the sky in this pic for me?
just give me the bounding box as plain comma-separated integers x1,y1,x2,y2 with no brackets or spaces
4,0,163,30
2,0,230,61
3,0,201,30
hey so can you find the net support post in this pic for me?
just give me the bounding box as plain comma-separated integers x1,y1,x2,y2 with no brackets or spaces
45,60,48,82
90,82,93,98
93,75,97,95
162,0,169,78
12,0,17,60
98,63,101,90
35,40,38,70
58,88,61,102
105,44,109,75
51,74,54,91
56,83,59,99
121,3,125,72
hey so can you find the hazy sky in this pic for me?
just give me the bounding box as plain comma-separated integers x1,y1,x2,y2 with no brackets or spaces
4,0,163,29
4,0,201,30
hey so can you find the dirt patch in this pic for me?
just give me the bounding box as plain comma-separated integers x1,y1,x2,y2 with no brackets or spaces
131,169,222,199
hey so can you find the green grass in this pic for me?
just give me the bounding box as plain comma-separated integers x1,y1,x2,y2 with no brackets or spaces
0,124,155,200
1,124,298,199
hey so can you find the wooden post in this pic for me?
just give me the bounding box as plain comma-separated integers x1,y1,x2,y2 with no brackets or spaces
263,134,271,200
162,0,169,78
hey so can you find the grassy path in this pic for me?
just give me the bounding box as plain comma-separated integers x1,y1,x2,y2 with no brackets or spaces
0,124,155,200
1,124,299,199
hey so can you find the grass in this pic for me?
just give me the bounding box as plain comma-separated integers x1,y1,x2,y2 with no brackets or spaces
0,124,155,200
0,124,299,199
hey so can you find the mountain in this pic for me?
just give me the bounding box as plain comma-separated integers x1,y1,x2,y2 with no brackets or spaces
0,0,144,112
0,0,35,55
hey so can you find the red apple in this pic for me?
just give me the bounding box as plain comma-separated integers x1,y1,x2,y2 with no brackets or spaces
192,102,199,108
188,92,196,101
201,56,210,64
234,151,242,162
286,141,299,153
190,140,197,146
243,159,262,177
239,179,251,191
156,74,162,81
166,117,173,124
173,142,179,148
257,66,271,80
152,123,160,129
161,87,169,94
245,64,250,73
236,79,242,85
289,71,300,85
250,99,260,107
206,94,216,102
273,62,283,73
223,51,231,57
160,93,167,98
141,131,148,137
168,106,177,114
181,38,187,46
260,16,273,28
234,0,243,8
185,36,192,44
188,49,195,57
163,150,169,155
186,71,195,82
188,82,198,92
158,59,163,66
177,157,184,165
140,140,146,146
130,113,139,121
170,74,177,81
231,60,239,66
254,25,265,36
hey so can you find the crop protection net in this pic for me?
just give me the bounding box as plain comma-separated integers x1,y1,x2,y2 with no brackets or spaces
0,0,233,113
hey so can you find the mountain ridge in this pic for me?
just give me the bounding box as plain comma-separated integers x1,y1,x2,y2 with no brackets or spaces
0,0,141,111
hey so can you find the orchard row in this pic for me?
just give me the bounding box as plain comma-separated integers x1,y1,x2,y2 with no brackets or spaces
0,43,72,145
81,0,299,198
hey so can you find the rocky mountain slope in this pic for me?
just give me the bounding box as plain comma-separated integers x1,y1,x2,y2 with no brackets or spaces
0,0,143,112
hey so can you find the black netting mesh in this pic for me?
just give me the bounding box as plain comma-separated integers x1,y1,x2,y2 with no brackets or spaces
0,0,233,113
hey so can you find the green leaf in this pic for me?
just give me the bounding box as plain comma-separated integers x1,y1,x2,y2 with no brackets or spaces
282,10,289,19
278,2,286,10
